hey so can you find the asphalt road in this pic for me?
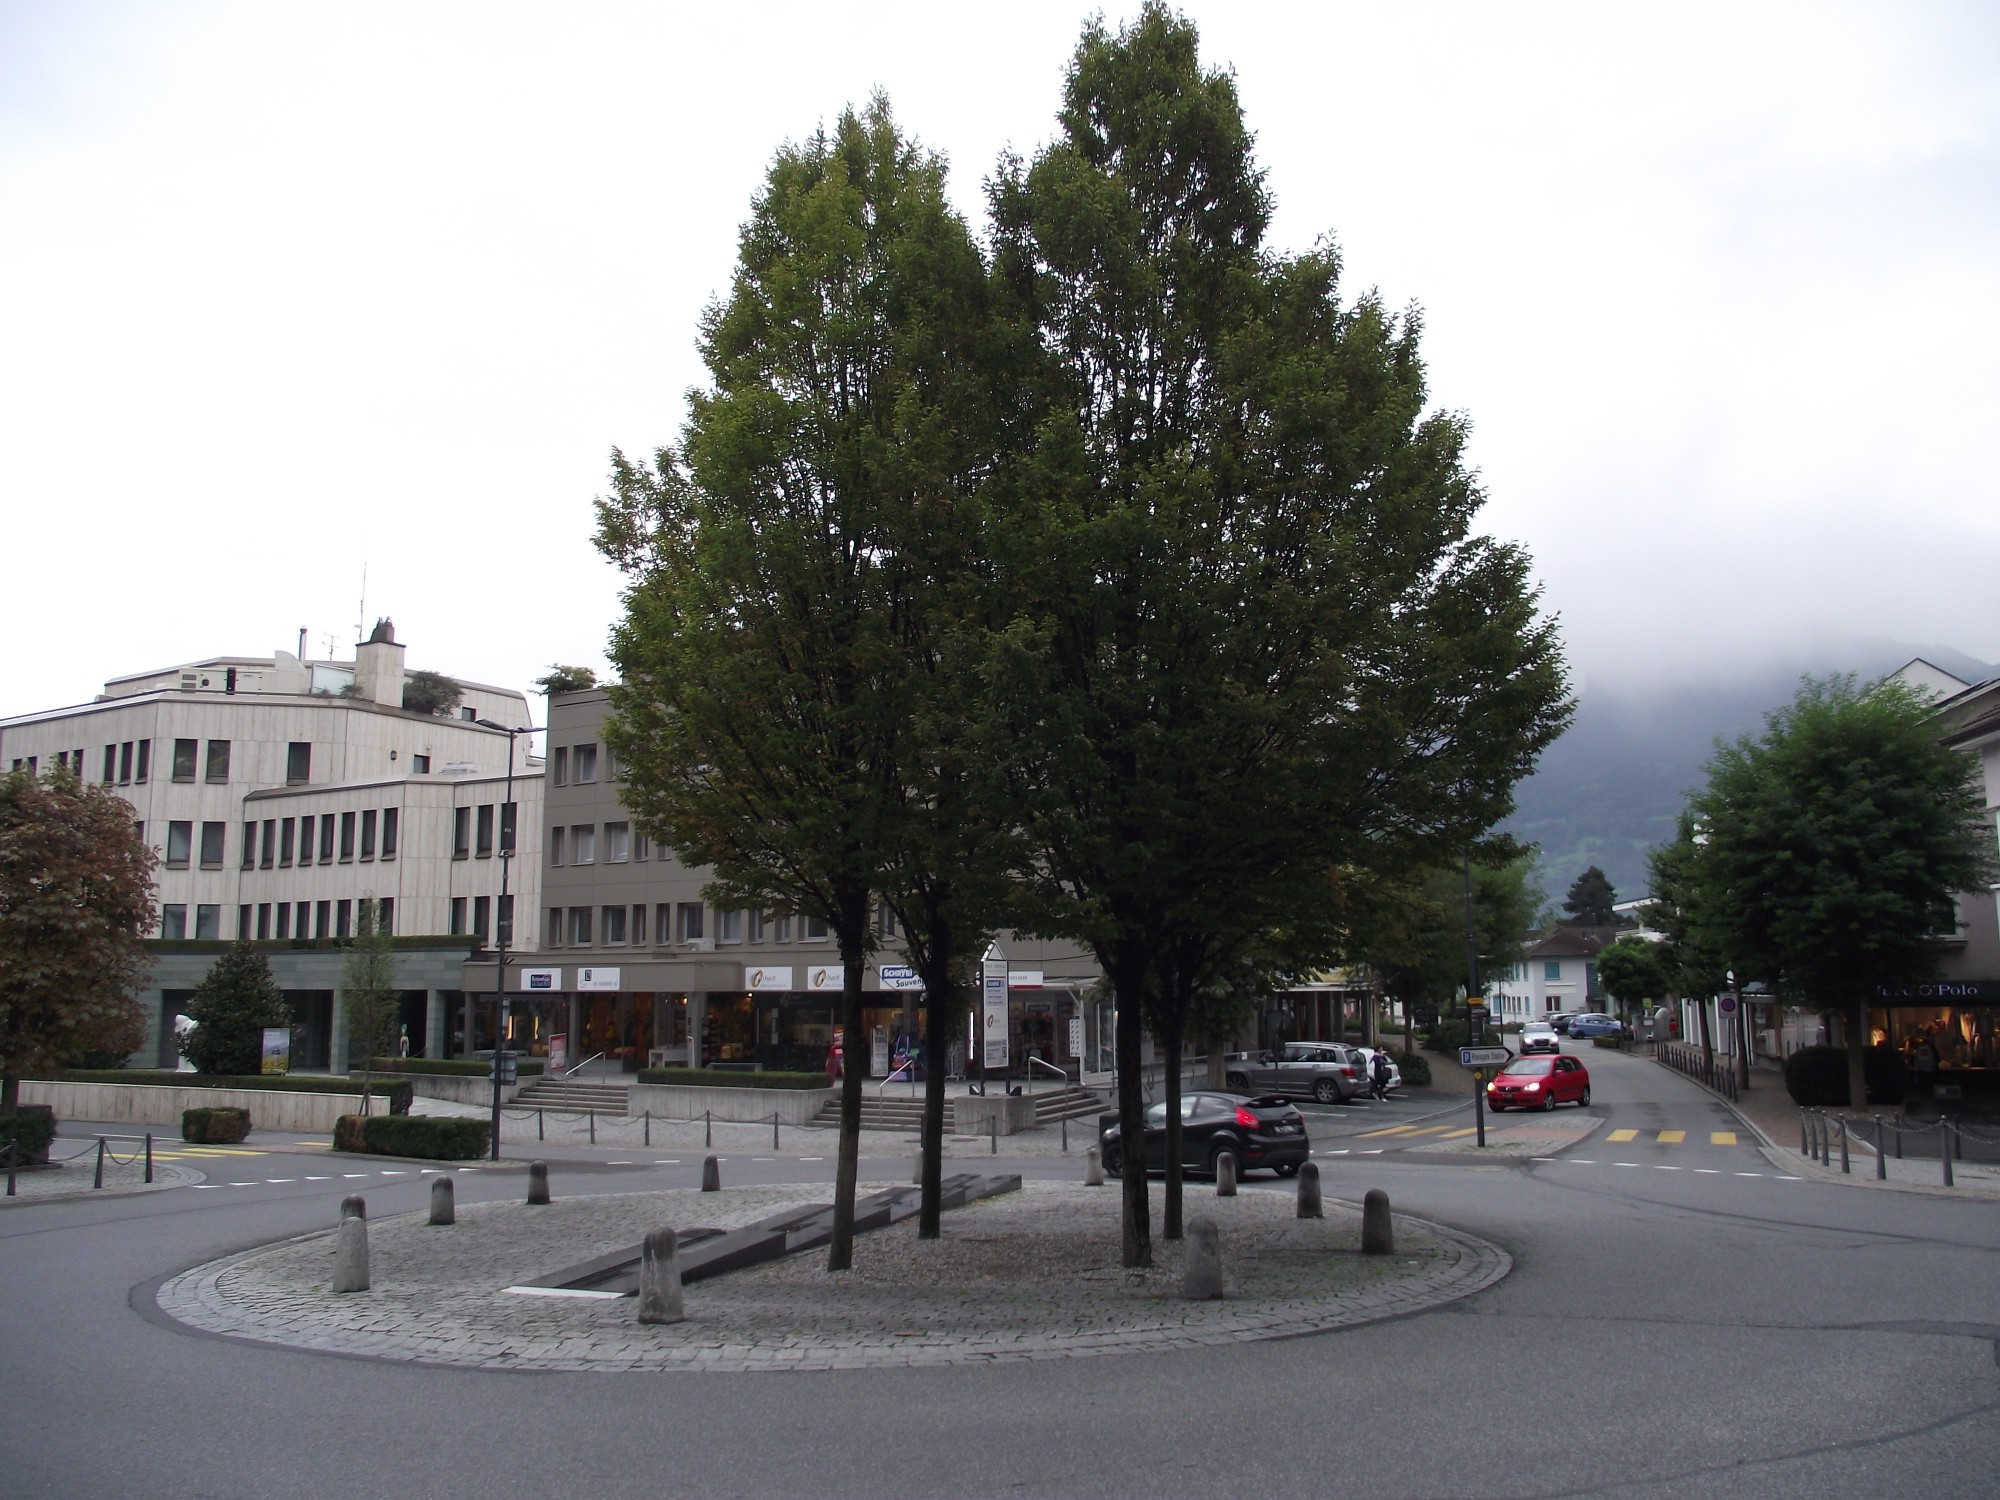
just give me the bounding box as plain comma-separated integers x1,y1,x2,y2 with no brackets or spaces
3,1046,1995,1499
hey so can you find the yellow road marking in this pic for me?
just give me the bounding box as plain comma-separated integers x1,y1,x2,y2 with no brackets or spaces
1658,1130,1686,1144
1710,1131,1737,1146
1607,1129,1638,1143
1442,1128,1479,1139
1358,1125,1419,1138
1403,1125,1456,1137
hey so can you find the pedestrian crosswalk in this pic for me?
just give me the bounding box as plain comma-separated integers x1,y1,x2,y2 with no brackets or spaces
1604,1129,1737,1146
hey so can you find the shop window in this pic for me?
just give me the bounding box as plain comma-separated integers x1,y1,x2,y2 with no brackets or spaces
199,821,225,868
165,821,192,869
171,738,198,782
161,904,188,939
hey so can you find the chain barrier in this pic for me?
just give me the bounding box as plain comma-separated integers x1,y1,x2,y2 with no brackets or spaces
1656,1042,1740,1102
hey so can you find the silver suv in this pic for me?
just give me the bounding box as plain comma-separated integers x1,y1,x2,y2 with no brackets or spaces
1224,1042,1372,1103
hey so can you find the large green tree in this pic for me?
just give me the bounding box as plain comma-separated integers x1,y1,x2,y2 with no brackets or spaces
1562,865,1618,926
1358,852,1543,1041
181,943,292,1076
1595,935,1671,1016
1645,813,1730,1065
342,898,399,1111
0,765,154,1110
985,6,1570,1263
1687,675,1995,1109
596,97,998,1265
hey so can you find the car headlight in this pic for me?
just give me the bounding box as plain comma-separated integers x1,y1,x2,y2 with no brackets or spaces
1523,1081,1541,1090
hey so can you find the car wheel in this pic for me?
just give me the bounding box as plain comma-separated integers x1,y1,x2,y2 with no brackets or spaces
1489,1102,1504,1113
1540,1089,1556,1111
1208,1142,1238,1179
1276,1161,1300,1178
1225,1073,1248,1092
1578,1086,1591,1107
1313,1079,1338,1104
1102,1147,1122,1178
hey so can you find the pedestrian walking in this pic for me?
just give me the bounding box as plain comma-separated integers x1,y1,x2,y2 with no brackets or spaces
1369,1049,1391,1101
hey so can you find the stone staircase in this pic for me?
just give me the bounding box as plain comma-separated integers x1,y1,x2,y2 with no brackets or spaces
512,1075,632,1115
812,1084,1105,1132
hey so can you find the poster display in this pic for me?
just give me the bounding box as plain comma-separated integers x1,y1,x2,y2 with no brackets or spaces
259,1027,290,1076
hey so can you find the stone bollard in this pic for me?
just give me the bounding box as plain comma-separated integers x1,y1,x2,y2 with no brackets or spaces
1296,1161,1323,1219
1182,1216,1224,1300
429,1175,455,1225
341,1193,366,1220
1215,1152,1238,1197
913,1153,923,1186
701,1154,721,1193
1361,1187,1394,1255
333,1210,370,1293
638,1227,685,1326
1083,1145,1104,1187
527,1161,551,1205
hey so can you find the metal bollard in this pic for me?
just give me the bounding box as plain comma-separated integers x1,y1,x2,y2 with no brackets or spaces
5,1139,16,1197
990,1117,997,1155
1893,1119,1903,1159
705,1110,712,1148
644,1110,651,1147
145,1132,154,1184
1874,1116,1886,1180
1838,1116,1849,1174
589,1110,596,1145
1062,1115,1068,1154
1942,1118,1954,1188
1799,1111,1809,1154
94,1136,106,1189
772,1112,779,1150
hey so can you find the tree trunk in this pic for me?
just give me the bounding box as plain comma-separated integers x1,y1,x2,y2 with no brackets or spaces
1846,996,1869,1113
1109,943,1151,1269
918,956,954,1241
1696,991,1715,1074
1,1071,18,1114
828,923,869,1271
1161,1010,1186,1241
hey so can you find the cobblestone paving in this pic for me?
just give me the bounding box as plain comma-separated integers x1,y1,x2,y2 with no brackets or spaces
156,1181,1510,1372
1419,1113,1600,1157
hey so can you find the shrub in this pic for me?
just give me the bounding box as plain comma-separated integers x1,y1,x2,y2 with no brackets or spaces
636,1067,832,1090
1421,1021,1468,1054
0,1108,57,1164
333,1113,490,1159
1397,1051,1433,1087
182,1106,251,1144
361,1057,544,1078
1783,1044,1907,1106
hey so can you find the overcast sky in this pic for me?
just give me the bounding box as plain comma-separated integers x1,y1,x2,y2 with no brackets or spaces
4,0,1995,721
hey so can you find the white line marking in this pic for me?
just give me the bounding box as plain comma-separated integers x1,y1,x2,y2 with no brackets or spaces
1775,1175,1801,1181
230,1182,255,1187
800,1156,824,1161
1734,1172,1763,1178
1694,1168,1721,1174
266,1178,295,1183
195,1185,219,1190
381,1170,409,1176
342,1173,368,1179
608,1161,633,1165
1571,1159,1597,1165
654,1160,679,1165
1651,1165,1681,1171
304,1175,331,1181
1360,1149,1385,1155
502,1286,623,1300
1613,1163,1639,1168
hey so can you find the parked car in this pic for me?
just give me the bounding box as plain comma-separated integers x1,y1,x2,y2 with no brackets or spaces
1568,1013,1625,1039
1518,1022,1560,1055
1355,1046,1403,1093
1547,1012,1579,1036
1486,1054,1591,1110
1224,1041,1371,1103
1100,1091,1311,1178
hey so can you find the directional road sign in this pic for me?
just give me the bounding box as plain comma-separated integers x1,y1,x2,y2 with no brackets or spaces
1460,1046,1512,1067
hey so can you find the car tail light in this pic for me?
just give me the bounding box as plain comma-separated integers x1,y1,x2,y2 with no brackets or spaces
1234,1105,1260,1129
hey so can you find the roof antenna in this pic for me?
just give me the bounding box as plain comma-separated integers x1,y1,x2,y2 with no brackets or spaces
356,563,368,646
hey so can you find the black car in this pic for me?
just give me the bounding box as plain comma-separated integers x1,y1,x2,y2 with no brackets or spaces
1099,1091,1310,1179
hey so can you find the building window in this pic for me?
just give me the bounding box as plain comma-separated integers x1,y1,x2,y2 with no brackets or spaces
377,899,393,936
499,801,516,855
876,902,897,938
547,908,563,948
574,744,598,784
134,739,150,782
460,706,476,721
335,899,352,939
295,817,313,867
117,741,133,783
631,904,647,945
655,904,672,946
772,915,791,942
467,895,488,943
161,904,188,940
548,826,564,866
677,903,705,943
165,820,192,869
256,903,272,940
803,915,828,941
340,811,356,861
412,754,431,774
199,821,225,869
195,904,220,939
381,807,398,860
1544,961,1562,982
237,904,252,938
205,739,231,782
634,832,649,862
171,738,198,782
571,825,595,865
314,814,331,863
360,808,378,860
279,818,295,867
275,903,292,940
450,897,468,936
604,905,627,946
497,894,513,946
718,909,743,943
286,741,311,784
603,744,616,782
452,806,470,859
315,900,330,939
606,821,630,863
475,804,494,858
552,747,568,786
102,745,117,783
748,910,765,943
570,907,593,946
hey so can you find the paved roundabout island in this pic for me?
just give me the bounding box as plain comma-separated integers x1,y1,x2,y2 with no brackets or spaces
155,1178,1509,1372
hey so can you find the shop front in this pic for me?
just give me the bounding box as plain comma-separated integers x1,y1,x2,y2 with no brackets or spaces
1872,982,2000,1103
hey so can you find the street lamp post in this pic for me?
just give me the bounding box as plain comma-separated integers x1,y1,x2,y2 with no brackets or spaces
477,720,536,1161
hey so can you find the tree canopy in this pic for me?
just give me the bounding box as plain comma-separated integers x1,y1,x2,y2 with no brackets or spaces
1595,935,1672,1010
1685,675,1995,1107
1562,865,1618,926
0,766,154,1109
181,943,292,1076
401,669,463,717
533,665,598,695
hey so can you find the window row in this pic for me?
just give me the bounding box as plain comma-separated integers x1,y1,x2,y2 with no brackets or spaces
451,802,517,860
11,750,89,776
550,742,611,788
230,808,399,871
548,821,644,866
160,897,391,940
447,894,516,946
540,904,829,948
168,738,235,783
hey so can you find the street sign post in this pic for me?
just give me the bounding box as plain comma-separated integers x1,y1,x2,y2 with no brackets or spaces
1460,1046,1512,1067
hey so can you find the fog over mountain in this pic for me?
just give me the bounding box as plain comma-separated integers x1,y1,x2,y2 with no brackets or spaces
1505,636,1999,907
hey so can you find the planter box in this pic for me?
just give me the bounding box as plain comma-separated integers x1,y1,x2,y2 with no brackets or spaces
20,1080,383,1134
629,1082,835,1125
954,1092,1038,1137
353,1072,524,1108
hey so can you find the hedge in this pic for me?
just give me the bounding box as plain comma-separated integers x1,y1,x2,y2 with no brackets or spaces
333,1113,491,1159
358,1057,544,1078
1421,1021,1469,1054
183,1106,251,1144
49,1069,413,1114
636,1067,831,1091
1,1108,57,1163
1397,1051,1433,1087
1783,1044,1907,1107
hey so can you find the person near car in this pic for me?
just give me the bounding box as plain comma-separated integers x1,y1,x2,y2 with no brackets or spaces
1369,1048,1390,1100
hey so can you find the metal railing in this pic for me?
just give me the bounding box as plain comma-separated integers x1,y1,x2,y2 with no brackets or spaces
1795,1107,1999,1187
1024,1055,1069,1092
1654,1041,1740,1102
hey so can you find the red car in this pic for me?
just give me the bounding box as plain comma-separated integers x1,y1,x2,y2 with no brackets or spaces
1486,1054,1590,1111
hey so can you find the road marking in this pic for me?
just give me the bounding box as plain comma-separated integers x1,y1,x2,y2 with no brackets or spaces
1734,1171,1762,1177
304,1175,331,1180
1613,1162,1639,1168
608,1161,633,1165
1359,1149,1385,1155
1442,1128,1479,1139
342,1173,368,1179
1711,1131,1738,1146
266,1178,295,1183
799,1156,824,1161
654,1160,680,1165
1694,1168,1721,1174
1775,1175,1801,1181
229,1181,255,1187
1315,1149,1350,1156
381,1170,409,1176
1607,1129,1639,1143
1658,1130,1686,1144
1358,1126,1418,1138
1572,1158,1597,1165
1651,1165,1680,1171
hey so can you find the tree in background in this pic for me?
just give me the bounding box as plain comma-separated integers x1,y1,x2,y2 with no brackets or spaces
1562,865,1619,926
533,665,598,695
0,766,154,1111
597,98,996,1267
1687,675,1994,1109
342,898,399,1111
1644,814,1730,1064
401,669,463,717
985,5,1569,1263
1358,852,1543,1050
181,943,292,1076
1595,935,1672,1019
